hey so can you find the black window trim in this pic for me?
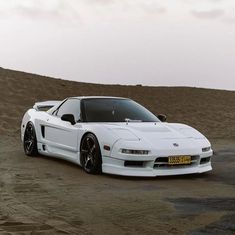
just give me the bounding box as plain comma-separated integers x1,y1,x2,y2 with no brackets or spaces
52,98,82,122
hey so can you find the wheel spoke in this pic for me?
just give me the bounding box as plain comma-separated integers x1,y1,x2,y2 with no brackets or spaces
85,156,92,169
81,149,89,154
25,128,30,137
86,138,93,149
89,144,96,155
25,139,32,151
28,141,33,150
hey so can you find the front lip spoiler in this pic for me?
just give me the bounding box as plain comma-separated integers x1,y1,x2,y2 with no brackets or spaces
102,163,212,177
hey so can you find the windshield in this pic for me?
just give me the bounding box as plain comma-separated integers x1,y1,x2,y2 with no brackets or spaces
82,98,160,122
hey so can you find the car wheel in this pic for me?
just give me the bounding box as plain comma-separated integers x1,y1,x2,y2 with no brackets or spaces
23,122,38,156
80,133,102,174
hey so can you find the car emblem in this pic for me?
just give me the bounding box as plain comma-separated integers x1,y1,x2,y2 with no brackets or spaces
173,143,179,147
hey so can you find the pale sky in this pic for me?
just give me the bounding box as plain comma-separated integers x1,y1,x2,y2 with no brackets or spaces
0,0,235,90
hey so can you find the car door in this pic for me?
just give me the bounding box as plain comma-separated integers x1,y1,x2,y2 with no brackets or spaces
44,98,81,160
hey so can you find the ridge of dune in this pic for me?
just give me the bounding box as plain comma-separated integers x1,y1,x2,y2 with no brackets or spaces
0,67,234,139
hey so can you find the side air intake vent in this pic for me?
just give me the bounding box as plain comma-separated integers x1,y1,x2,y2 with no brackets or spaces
41,126,45,138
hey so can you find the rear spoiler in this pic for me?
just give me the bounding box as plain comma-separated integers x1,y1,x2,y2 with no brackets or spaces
33,100,61,111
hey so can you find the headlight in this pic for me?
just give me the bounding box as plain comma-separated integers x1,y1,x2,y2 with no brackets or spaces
121,149,149,155
202,146,211,152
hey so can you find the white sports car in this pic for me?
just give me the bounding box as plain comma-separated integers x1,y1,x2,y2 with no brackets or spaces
21,96,213,177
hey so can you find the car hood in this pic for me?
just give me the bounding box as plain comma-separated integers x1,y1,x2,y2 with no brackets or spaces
101,122,206,141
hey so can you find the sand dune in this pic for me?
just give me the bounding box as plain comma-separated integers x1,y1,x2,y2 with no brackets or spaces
0,67,235,234
0,67,235,139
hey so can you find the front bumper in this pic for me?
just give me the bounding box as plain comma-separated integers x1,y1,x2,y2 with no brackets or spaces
102,150,213,177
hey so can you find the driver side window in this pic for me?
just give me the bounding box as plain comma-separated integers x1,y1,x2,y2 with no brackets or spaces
56,99,81,122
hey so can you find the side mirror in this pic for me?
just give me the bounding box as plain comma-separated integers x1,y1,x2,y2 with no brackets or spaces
157,114,167,122
61,114,76,125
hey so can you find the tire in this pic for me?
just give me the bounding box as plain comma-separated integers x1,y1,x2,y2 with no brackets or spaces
80,133,102,174
23,122,38,156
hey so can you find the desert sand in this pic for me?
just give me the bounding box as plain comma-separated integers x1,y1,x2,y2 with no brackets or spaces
0,67,234,234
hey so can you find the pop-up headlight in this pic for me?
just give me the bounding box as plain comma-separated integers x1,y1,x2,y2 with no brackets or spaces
121,149,149,155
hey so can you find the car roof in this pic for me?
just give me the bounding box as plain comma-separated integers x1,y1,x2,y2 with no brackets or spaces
69,96,129,100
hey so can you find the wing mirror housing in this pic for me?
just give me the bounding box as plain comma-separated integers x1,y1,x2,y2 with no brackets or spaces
61,114,76,125
157,114,167,122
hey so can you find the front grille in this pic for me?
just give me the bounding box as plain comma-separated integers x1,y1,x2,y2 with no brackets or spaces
154,155,199,168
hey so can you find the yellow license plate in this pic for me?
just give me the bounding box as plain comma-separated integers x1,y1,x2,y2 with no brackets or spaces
168,156,191,165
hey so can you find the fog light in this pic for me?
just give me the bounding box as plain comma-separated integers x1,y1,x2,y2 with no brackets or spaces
202,147,211,152
121,149,149,155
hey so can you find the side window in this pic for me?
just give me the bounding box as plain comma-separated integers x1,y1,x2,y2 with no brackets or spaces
56,99,81,122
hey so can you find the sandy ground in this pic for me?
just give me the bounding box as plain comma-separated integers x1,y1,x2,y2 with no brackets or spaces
0,136,234,234
0,67,235,234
